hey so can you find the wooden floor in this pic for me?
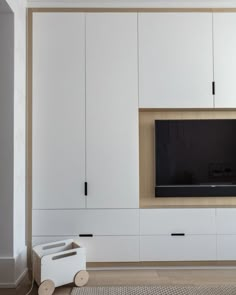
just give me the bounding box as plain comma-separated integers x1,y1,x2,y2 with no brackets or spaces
2,268,236,295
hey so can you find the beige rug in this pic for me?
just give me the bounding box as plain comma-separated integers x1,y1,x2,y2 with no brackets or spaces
71,285,236,295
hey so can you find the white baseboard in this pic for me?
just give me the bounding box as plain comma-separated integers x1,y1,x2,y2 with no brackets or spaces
15,268,28,287
0,268,28,288
0,246,28,288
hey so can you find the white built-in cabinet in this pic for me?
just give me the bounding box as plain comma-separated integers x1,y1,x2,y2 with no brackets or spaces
138,13,213,108
32,11,236,263
138,12,236,109
32,12,139,262
33,13,86,209
213,13,236,108
140,209,217,261
32,12,139,210
86,13,139,209
139,208,236,262
32,209,140,262
216,209,236,260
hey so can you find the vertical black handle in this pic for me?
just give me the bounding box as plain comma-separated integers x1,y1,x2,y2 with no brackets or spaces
84,182,87,196
212,81,215,95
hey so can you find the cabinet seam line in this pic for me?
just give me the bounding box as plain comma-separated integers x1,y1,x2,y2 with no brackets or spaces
85,12,88,207
137,12,140,108
212,12,215,107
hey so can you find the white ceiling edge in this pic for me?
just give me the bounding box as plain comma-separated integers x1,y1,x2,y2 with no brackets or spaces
27,0,236,8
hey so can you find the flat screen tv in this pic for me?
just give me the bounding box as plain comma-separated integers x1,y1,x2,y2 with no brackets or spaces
155,119,236,197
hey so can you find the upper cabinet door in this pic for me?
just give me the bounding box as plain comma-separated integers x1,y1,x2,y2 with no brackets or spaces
214,13,236,108
32,13,86,209
139,13,213,108
86,13,139,208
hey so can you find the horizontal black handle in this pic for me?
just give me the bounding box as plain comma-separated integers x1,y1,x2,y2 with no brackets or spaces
171,233,185,236
79,234,93,237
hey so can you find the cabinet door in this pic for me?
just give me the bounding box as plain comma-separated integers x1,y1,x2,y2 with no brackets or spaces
216,207,236,260
140,209,216,235
139,13,213,108
217,235,236,260
78,236,139,262
32,209,139,236
86,13,139,208
32,236,139,262
140,235,216,261
32,13,86,209
216,208,236,234
214,13,236,108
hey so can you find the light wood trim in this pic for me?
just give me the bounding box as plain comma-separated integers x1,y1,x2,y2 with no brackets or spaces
141,197,236,208
140,108,236,112
27,9,33,266
139,110,236,208
72,241,80,249
28,8,236,13
29,8,213,13
88,261,236,268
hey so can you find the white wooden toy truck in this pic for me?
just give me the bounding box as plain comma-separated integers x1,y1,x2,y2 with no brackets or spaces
33,239,89,295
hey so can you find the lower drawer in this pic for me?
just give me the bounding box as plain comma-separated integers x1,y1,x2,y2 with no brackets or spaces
140,235,216,261
217,235,236,260
32,209,139,236
33,235,139,262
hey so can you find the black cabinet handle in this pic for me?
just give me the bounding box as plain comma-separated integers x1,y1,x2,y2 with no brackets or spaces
212,81,215,95
171,233,185,236
84,182,88,196
79,234,93,237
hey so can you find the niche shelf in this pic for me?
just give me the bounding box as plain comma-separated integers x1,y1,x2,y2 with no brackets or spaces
139,109,236,208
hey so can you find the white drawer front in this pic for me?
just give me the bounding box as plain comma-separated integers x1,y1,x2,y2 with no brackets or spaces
78,236,139,262
32,236,139,262
216,209,236,234
140,209,216,235
33,209,139,236
140,235,216,261
217,235,236,260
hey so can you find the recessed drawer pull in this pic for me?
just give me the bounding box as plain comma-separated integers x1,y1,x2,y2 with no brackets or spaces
43,242,66,250
79,234,93,237
171,233,185,236
52,251,77,260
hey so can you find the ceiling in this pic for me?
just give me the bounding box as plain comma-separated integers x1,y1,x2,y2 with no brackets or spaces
0,0,12,13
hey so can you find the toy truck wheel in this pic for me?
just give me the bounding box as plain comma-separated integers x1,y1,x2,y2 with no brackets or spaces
74,270,89,287
38,279,55,295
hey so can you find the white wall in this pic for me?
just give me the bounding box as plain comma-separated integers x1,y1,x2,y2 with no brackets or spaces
0,0,27,287
0,13,14,258
6,0,27,257
12,0,26,259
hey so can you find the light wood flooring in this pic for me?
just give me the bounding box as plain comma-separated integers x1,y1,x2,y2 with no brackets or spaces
2,269,236,295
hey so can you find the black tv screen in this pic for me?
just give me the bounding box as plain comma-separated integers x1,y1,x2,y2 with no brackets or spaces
155,119,236,197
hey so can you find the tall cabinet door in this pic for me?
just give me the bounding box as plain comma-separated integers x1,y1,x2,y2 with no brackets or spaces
86,13,139,208
32,13,86,209
139,13,213,108
214,13,236,108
